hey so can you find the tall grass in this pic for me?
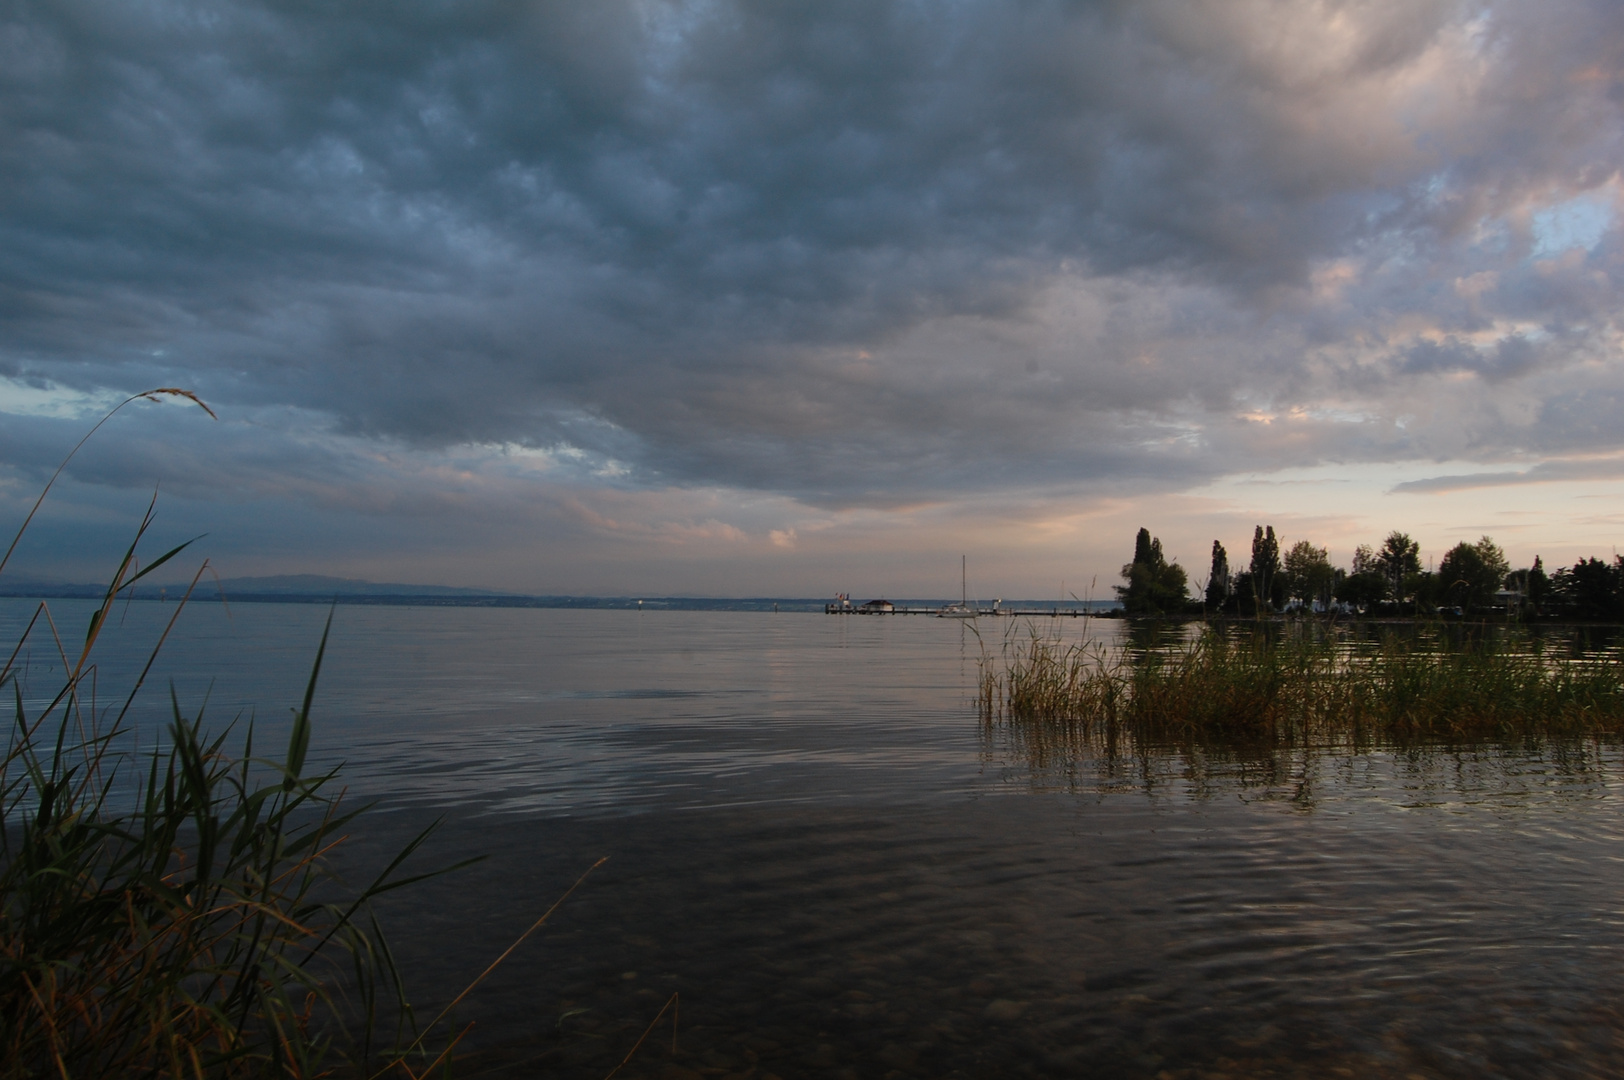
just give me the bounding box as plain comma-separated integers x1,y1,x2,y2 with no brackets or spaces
0,391,457,1078
981,623,1624,752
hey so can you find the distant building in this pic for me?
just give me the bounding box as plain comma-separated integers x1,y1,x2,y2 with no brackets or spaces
858,599,895,613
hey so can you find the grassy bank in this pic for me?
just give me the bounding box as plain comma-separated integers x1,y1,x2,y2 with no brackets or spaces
979,623,1624,750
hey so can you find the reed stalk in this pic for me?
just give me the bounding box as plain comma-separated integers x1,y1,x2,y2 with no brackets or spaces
0,391,460,1078
981,624,1624,751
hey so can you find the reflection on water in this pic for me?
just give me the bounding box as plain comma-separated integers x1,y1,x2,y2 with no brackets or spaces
1114,615,1624,661
6,599,1624,1077
984,715,1624,812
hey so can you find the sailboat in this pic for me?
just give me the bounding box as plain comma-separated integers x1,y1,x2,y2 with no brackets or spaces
937,555,977,618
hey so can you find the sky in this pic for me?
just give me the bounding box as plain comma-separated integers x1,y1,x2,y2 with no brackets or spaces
3,0,1624,599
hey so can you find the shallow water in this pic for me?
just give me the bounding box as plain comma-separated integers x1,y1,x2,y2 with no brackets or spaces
7,599,1624,1077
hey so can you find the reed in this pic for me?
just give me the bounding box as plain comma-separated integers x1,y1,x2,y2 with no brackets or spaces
0,391,457,1078
0,622,449,1078
981,623,1624,750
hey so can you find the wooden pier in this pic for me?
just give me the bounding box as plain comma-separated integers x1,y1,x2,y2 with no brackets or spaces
824,602,1103,617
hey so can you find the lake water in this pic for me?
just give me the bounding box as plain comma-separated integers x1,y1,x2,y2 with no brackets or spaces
7,598,1624,1078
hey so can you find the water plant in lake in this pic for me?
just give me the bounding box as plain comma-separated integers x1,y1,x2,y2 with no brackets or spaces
980,623,1624,750
0,391,463,1078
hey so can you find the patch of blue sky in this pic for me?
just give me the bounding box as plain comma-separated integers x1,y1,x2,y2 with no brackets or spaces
457,440,638,485
0,376,124,419
1531,193,1613,258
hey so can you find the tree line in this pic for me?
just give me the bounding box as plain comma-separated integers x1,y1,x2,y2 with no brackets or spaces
1115,526,1624,621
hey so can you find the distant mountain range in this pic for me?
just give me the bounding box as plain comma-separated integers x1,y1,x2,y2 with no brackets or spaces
209,574,504,597
0,575,830,610
0,573,500,599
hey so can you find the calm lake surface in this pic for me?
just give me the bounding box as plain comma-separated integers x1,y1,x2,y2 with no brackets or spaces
8,599,1624,1078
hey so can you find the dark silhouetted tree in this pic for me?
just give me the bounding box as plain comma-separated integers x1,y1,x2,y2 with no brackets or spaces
1205,541,1230,609
1552,556,1624,620
1528,556,1550,609
1474,536,1509,588
1116,527,1190,616
1506,555,1551,617
1351,544,1378,575
1133,528,1155,567
1376,532,1421,601
1436,545,1484,611
1282,540,1334,609
1335,543,1386,609
1336,569,1386,610
1437,536,1508,612
1249,526,1281,611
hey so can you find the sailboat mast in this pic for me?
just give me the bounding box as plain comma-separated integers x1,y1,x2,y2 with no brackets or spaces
962,555,967,606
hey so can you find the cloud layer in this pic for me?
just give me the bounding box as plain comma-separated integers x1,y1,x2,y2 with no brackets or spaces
3,0,1624,588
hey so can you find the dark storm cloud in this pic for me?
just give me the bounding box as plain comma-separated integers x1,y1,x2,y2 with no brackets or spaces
3,0,1624,504
1398,334,1541,380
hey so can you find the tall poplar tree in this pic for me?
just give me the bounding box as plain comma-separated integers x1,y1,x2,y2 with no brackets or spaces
1205,540,1230,608
1249,526,1280,611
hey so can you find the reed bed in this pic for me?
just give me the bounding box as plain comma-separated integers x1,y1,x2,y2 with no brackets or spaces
0,391,460,1079
980,624,1624,752
0,606,462,1079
